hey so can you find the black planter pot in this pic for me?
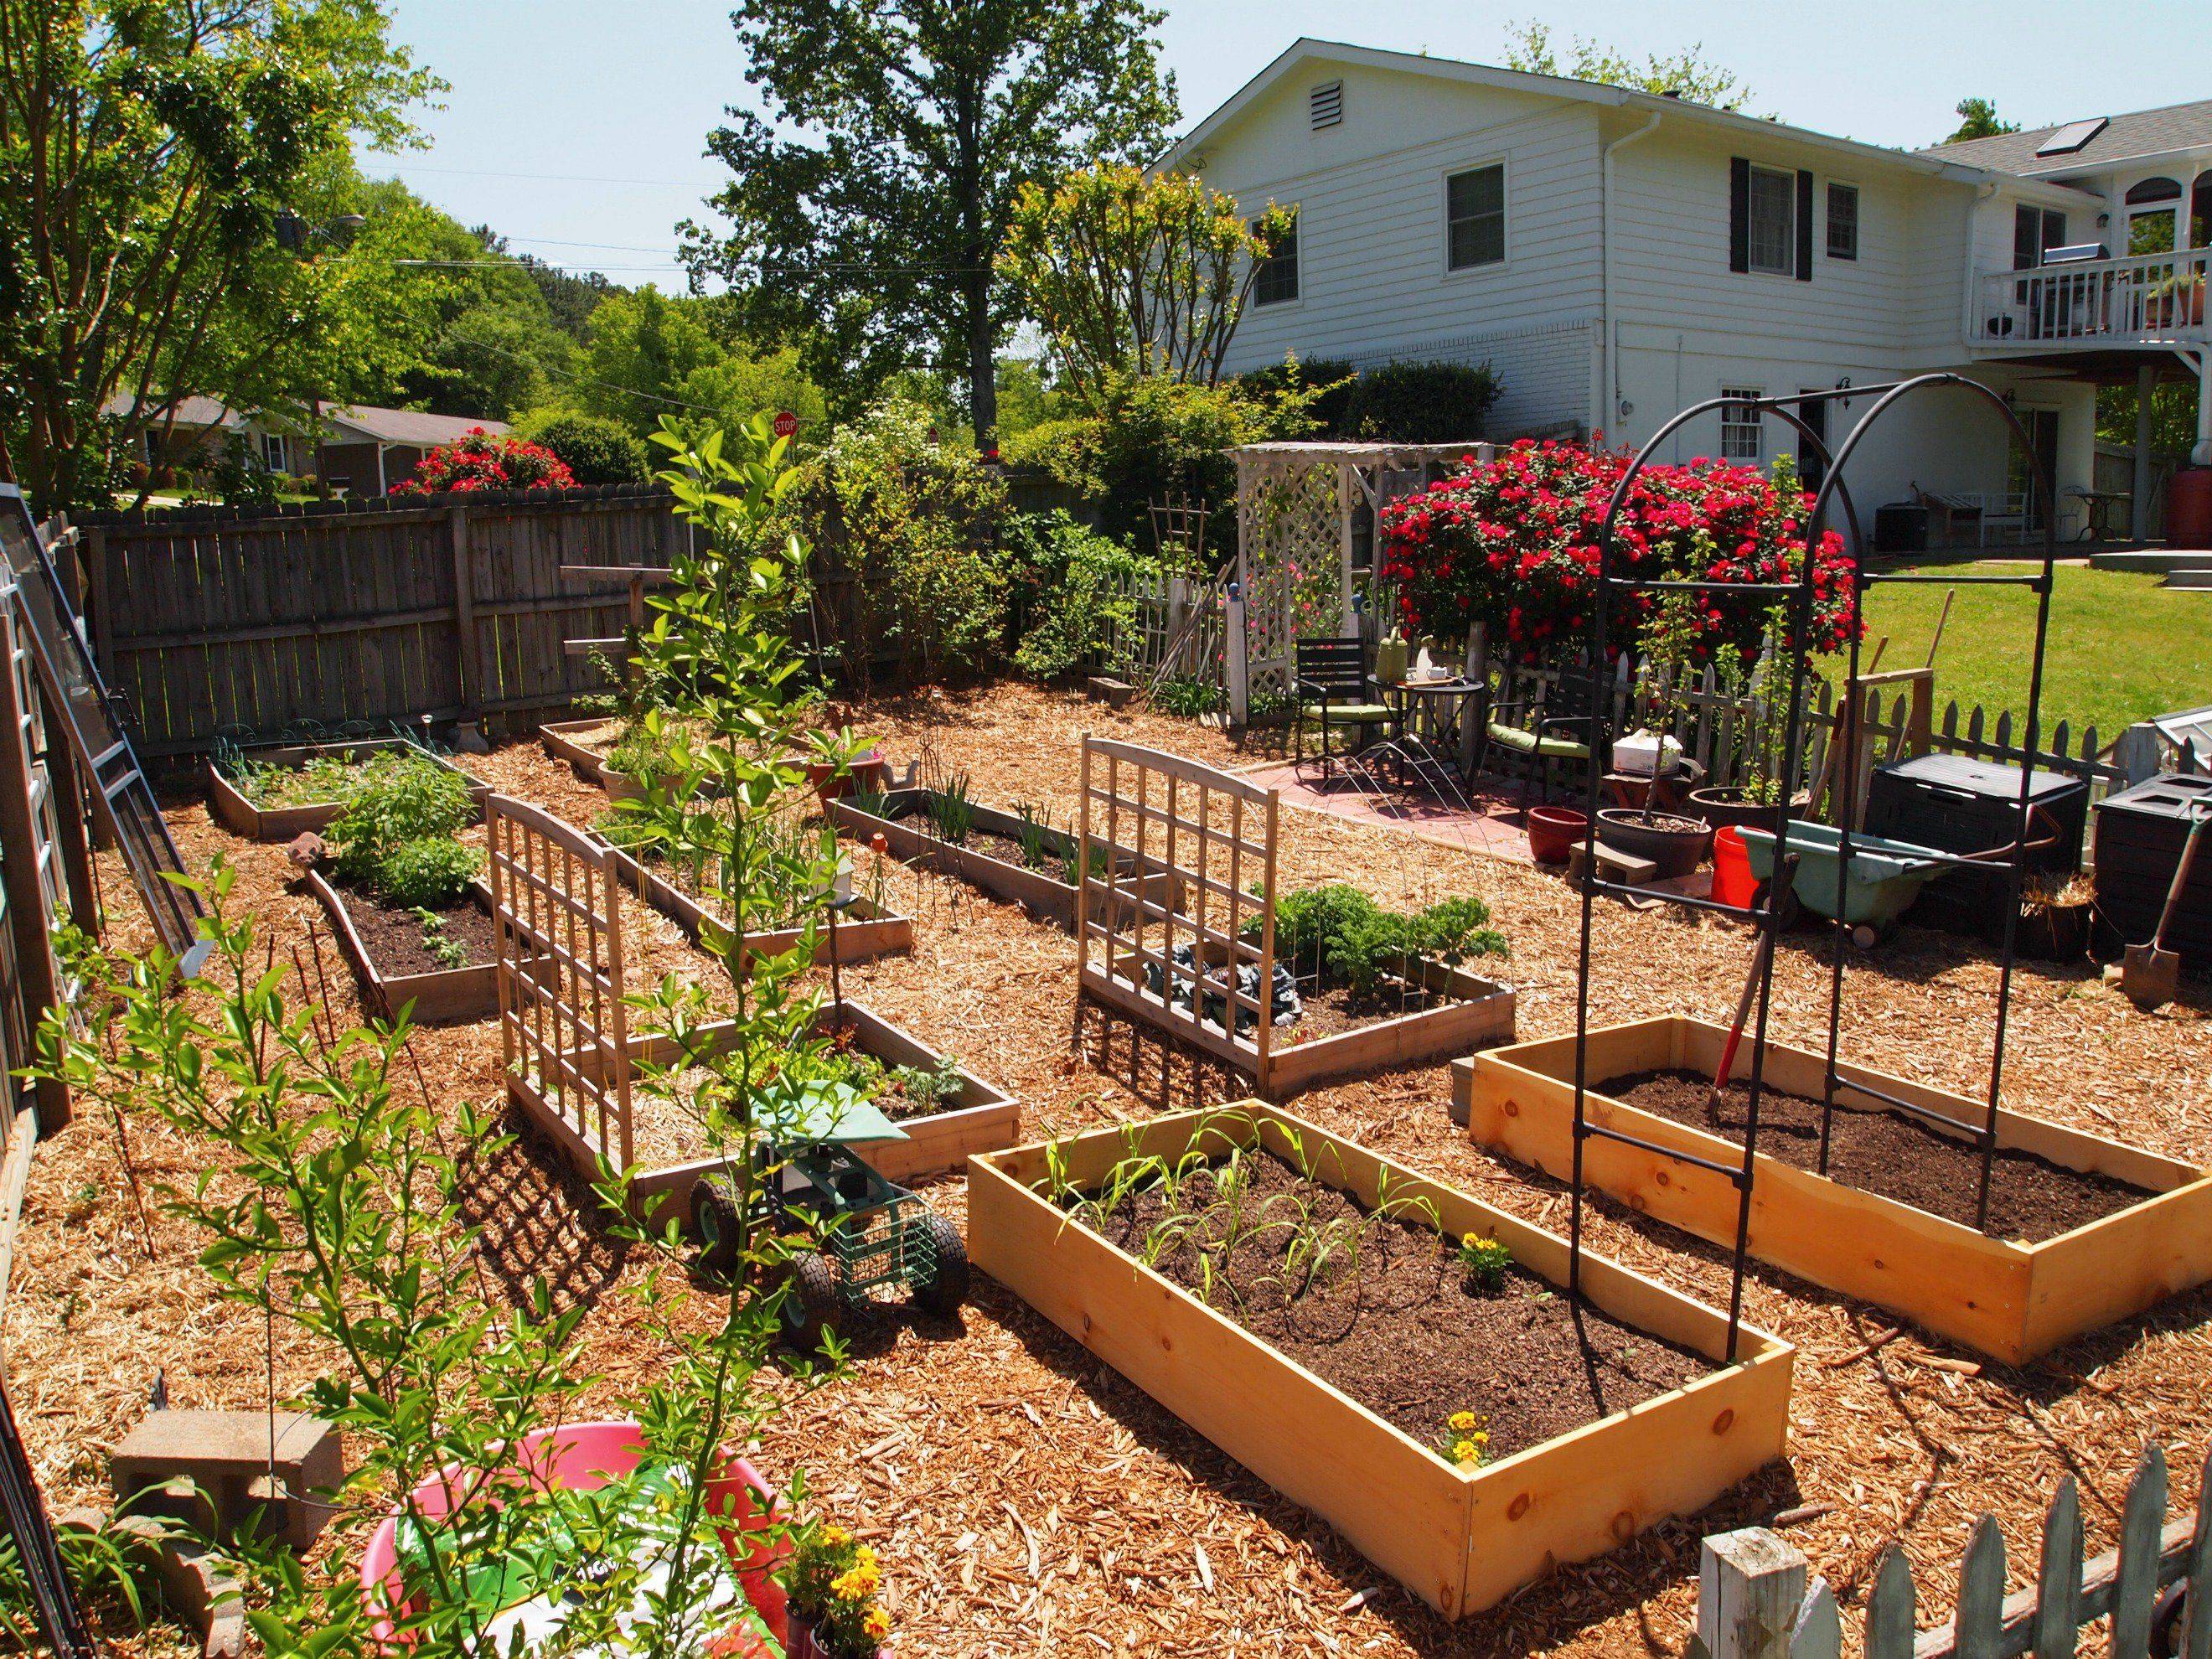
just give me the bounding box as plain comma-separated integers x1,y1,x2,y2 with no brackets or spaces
1686,786,1812,834
2014,899,2091,963
1595,809,1713,880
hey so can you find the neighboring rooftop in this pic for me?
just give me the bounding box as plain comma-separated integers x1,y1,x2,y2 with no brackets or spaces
1923,98,2212,176
323,405,509,447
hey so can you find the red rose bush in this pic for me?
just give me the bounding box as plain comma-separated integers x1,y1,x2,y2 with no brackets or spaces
388,428,578,496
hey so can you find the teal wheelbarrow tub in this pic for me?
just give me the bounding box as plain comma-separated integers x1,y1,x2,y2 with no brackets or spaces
1738,820,1955,941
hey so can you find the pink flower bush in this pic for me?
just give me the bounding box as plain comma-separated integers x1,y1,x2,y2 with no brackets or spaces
387,429,577,496
1377,438,1859,664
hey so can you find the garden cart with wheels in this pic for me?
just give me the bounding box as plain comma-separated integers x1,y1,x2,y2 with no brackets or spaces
1738,820,1954,949
688,1086,969,1350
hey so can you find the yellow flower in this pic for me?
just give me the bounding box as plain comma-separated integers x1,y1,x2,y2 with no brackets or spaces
1451,1439,1480,1463
1461,1231,1480,1250
854,1543,879,1573
832,1567,874,1602
864,1607,892,1640
1448,1411,1480,1433
820,1523,852,1548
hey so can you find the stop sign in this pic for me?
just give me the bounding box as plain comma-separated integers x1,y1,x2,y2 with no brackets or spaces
773,410,798,439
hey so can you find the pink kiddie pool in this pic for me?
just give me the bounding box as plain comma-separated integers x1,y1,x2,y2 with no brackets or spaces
359,1419,788,1653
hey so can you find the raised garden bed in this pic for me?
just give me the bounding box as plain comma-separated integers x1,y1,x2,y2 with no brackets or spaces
208,738,487,842
1455,1016,2212,1363
968,1103,1793,1618
826,788,1176,932
307,869,504,1025
604,840,914,969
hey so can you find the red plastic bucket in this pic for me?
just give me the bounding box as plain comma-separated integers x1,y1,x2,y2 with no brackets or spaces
1711,827,1756,910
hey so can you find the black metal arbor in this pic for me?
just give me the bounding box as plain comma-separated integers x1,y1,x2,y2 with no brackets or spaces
1565,374,2060,1357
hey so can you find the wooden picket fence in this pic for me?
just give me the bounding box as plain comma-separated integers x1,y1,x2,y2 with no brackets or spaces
1696,1443,2209,1659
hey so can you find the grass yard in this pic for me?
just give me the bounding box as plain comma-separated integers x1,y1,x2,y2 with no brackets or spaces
1827,561,2212,741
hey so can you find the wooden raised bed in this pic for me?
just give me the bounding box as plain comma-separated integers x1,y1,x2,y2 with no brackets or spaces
307,869,504,1025
539,716,620,785
605,842,912,968
968,1103,1794,1619
208,738,488,842
1456,1016,2212,1364
826,788,1178,932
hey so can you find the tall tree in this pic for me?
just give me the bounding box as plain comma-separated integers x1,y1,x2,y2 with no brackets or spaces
683,0,1178,447
1945,98,2019,142
0,0,435,508
1500,20,1750,111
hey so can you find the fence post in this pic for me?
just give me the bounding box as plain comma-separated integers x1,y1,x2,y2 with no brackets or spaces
448,504,479,723
1699,1529,1807,1659
1226,587,1248,724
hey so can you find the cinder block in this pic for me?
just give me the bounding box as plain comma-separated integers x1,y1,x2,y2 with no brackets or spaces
110,1410,343,1551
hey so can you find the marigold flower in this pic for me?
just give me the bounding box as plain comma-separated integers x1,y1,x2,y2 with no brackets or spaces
1449,1410,1480,1432
864,1606,892,1640
1451,1439,1481,1463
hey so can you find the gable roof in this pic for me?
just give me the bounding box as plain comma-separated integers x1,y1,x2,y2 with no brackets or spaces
1163,39,2058,194
1921,99,2212,177
323,406,510,447
100,394,254,431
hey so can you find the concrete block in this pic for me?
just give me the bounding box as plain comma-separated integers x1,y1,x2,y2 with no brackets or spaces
110,1410,342,1551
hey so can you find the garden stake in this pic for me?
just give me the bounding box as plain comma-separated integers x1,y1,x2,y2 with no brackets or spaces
1709,854,1796,1117
2119,802,2209,1008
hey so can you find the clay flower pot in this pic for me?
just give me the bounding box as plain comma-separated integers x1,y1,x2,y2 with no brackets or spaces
1525,805,1589,866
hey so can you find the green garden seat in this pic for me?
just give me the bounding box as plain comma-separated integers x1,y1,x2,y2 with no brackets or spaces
1485,721,1589,761
1293,637,1390,786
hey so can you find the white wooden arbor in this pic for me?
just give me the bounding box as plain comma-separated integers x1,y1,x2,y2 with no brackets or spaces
1229,440,1491,721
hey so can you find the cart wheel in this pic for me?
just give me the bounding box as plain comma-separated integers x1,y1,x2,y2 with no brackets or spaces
909,1213,970,1317
2150,1579,2189,1659
1749,881,1800,929
690,1175,745,1277
781,1249,841,1352
1850,922,1886,952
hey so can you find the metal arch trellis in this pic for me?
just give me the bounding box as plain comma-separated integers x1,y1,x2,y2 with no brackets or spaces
1564,374,2060,1360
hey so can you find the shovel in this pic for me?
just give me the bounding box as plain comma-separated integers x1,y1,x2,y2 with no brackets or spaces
2120,804,2209,1009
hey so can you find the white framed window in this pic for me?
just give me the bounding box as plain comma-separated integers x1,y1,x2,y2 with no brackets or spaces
1826,182,1859,260
1445,163,1505,271
259,432,287,473
1252,214,1299,306
1720,386,1764,461
1747,165,1796,275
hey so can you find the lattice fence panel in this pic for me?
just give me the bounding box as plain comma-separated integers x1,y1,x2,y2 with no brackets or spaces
1076,736,1279,1076
1238,465,1342,704
488,794,634,1170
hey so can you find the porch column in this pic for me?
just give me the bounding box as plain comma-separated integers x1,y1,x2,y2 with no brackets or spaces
2195,349,2212,467
2133,363,2156,542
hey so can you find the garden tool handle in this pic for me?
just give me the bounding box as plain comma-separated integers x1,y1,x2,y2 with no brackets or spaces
2151,808,2211,954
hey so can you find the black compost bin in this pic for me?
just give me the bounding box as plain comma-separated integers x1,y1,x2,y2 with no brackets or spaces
1864,754,2089,938
2092,772,2212,967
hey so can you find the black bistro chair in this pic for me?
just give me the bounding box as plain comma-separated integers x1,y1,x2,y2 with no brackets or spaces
1479,655,1611,818
1293,637,1394,786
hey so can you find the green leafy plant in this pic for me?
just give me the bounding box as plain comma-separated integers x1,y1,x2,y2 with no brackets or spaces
1001,510,1160,682
1010,801,1051,870
1150,675,1224,718
328,753,478,889
378,839,481,910
925,775,975,846
1253,884,1507,994
1457,1231,1513,1295
414,906,469,969
882,1057,964,1119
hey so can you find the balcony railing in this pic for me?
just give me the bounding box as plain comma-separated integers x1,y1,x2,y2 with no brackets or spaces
1973,247,2209,347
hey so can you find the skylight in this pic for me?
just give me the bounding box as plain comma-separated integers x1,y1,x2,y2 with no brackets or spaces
2034,117,2108,158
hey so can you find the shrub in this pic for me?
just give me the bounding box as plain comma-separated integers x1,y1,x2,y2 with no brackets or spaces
519,411,649,485
780,396,1007,686
378,838,482,908
387,428,576,495
1237,356,1357,437
1336,360,1500,445
1378,438,1859,666
1004,511,1160,681
1253,884,1507,994
1150,675,1224,717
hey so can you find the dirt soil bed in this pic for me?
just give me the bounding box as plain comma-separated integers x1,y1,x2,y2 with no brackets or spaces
1279,976,1458,1046
1087,1149,1706,1460
1601,1067,2154,1242
342,886,497,979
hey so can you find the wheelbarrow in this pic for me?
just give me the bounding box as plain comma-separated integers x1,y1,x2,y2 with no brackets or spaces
1738,820,1956,948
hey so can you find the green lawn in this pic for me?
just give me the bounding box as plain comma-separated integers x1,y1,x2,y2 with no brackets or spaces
1820,561,2212,743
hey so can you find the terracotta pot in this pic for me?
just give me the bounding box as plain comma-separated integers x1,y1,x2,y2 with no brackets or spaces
1526,804,1589,866
805,752,886,803
1595,808,1713,880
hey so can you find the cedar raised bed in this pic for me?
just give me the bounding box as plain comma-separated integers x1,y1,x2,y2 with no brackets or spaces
307,870,504,1025
1456,1016,2212,1363
968,1103,1793,1618
539,716,622,785
605,842,914,969
208,738,488,842
826,788,1178,932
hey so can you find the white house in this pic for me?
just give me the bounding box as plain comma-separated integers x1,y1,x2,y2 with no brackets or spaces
1163,41,2212,544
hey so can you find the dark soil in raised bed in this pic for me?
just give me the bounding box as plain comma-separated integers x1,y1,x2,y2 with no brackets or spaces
1600,1068,2155,1243
1081,1148,1708,1461
933,825,1067,881
1277,975,1458,1046
344,889,497,979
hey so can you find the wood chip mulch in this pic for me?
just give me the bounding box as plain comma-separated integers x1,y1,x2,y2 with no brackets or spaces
12,680,2210,1658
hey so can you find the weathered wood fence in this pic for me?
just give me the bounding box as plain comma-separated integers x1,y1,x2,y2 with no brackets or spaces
72,487,689,756
1695,1443,2209,1659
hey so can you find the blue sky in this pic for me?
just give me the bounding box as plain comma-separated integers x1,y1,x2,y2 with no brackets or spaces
368,0,2204,287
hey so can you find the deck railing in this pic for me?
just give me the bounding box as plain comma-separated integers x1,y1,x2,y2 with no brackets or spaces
1975,248,2210,347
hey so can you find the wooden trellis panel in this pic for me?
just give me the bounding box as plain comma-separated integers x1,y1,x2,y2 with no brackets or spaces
1076,736,1279,1075
487,794,634,1172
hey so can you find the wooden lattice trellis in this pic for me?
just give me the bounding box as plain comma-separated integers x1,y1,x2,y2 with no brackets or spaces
488,793,636,1173
1077,737,1279,1077
1231,442,1493,720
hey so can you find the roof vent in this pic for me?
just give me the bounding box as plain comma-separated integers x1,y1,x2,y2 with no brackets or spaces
2034,116,2108,158
1661,88,1682,99
1310,80,1343,130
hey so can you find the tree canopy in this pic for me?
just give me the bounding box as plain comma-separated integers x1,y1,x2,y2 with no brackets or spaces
681,0,1180,447
1499,20,1751,111
0,0,438,508
1945,98,2020,142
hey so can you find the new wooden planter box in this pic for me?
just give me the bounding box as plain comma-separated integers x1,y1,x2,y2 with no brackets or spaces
539,716,620,785
826,789,1178,932
1456,1016,2212,1364
604,843,913,969
307,870,504,1025
968,1104,1793,1619
208,738,488,841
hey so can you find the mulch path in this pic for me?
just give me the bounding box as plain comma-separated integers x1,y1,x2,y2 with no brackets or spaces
1602,1067,2153,1243
13,681,2212,1658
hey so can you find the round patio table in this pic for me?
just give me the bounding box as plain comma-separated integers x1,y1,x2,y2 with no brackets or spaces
1379,677,1485,787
